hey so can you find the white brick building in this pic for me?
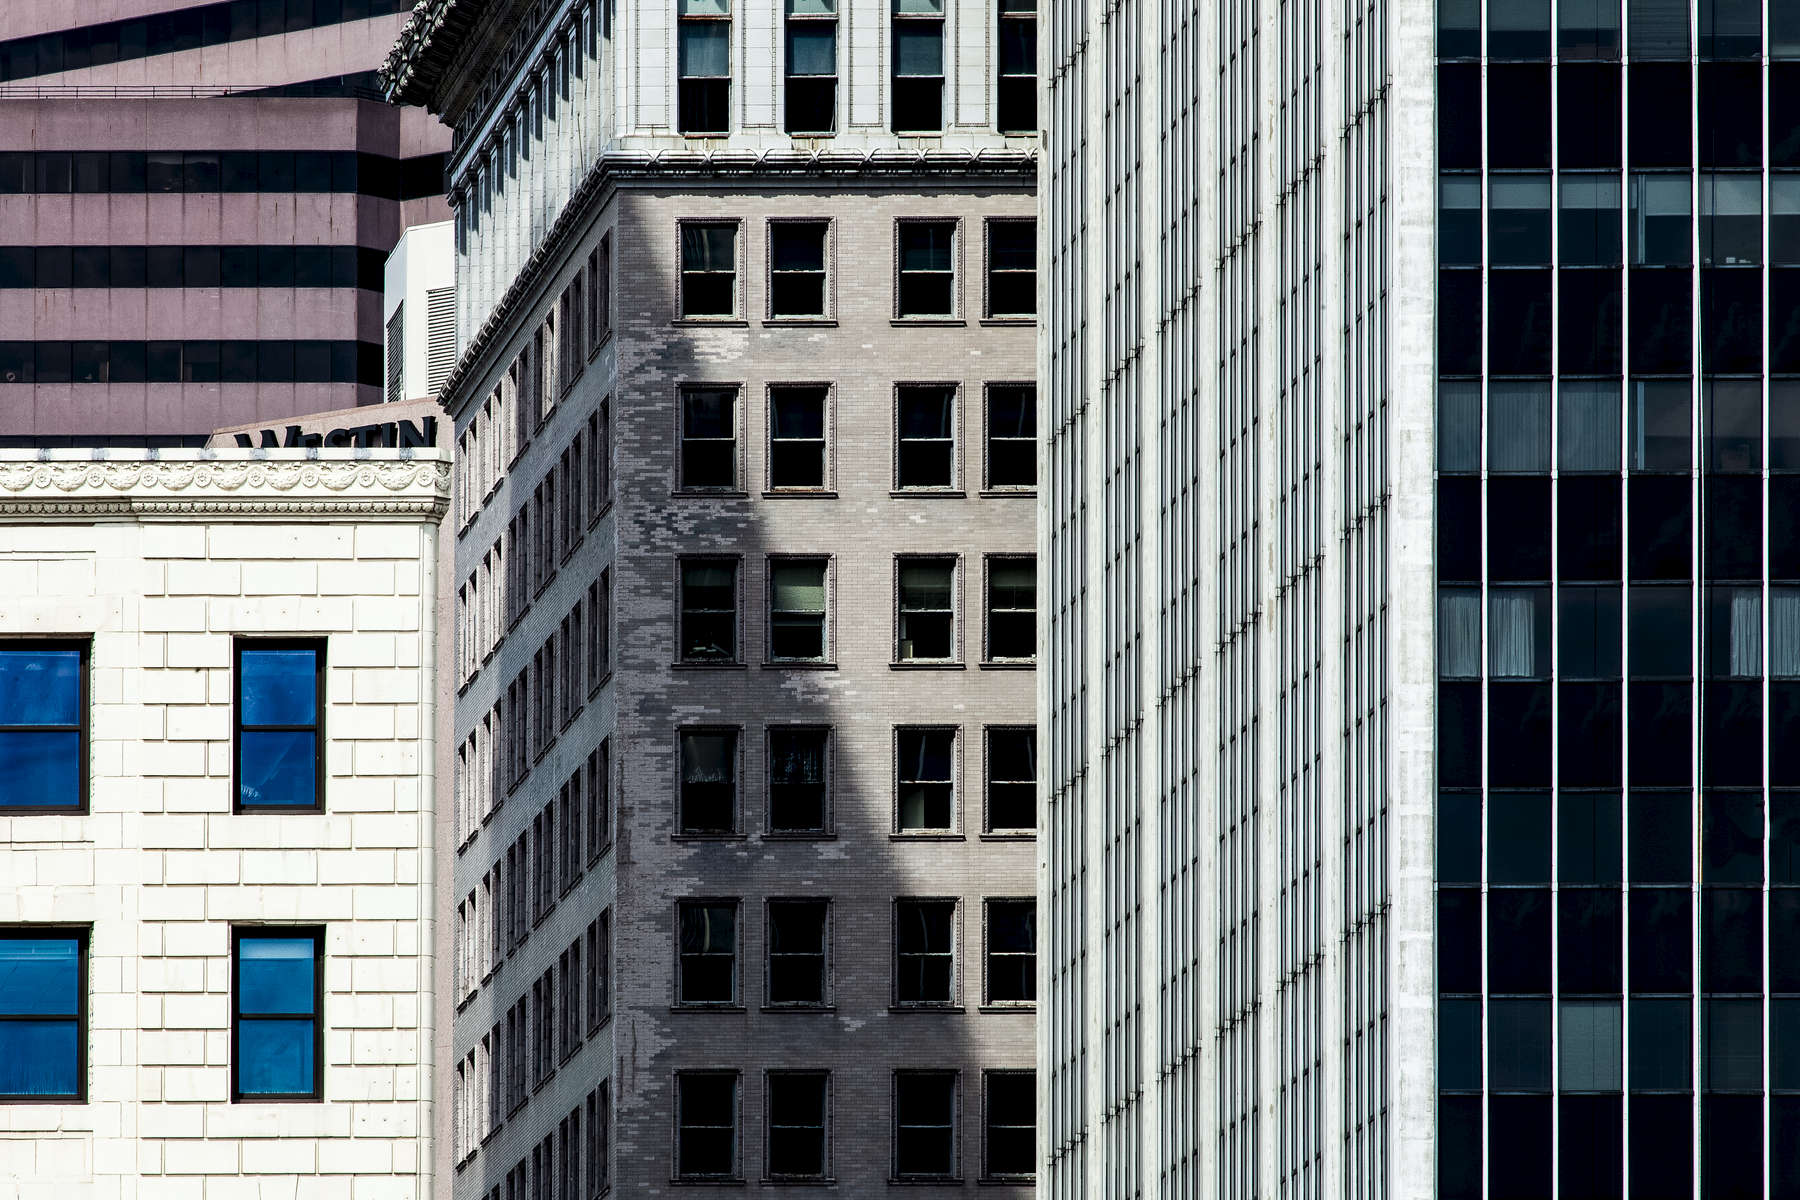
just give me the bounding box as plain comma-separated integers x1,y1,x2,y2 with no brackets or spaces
0,451,449,1200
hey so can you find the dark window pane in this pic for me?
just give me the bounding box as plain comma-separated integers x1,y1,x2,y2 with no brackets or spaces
1490,683,1552,788
1489,1095,1552,1200
1777,1099,1800,1199
1631,886,1693,991
1439,1095,1482,1200
1562,791,1623,883
1630,269,1694,373
1561,586,1623,679
1488,888,1551,993
1561,683,1622,787
1439,791,1481,883
1700,63,1761,167
1631,683,1693,786
1439,270,1481,373
1630,64,1693,168
1630,1095,1692,1199
1489,477,1551,582
1777,998,1800,1090
1704,681,1762,787
1703,886,1761,992
1439,65,1481,169
1560,889,1623,993
1489,270,1553,374
1489,64,1551,168
1776,269,1800,371
1779,64,1800,166
1559,269,1622,374
1630,476,1692,581
1703,1095,1761,1200
1560,1095,1623,1200
1702,268,1762,373
1490,791,1552,883
1775,792,1800,882
1439,478,1481,584
1440,998,1481,1090
1561,476,1622,581
1631,996,1692,1089
1489,998,1552,1091
1559,65,1622,168
1704,791,1763,883
1439,887,1482,993
1777,890,1800,991
1633,791,1694,882
1561,176,1623,266
1440,682,1481,789
1440,176,1481,265
1699,0,1760,58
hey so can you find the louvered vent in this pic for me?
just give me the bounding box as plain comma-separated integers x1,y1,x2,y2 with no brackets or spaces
426,286,457,394
385,303,404,404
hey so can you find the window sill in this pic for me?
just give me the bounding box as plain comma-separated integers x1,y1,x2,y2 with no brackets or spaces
890,660,966,671
672,318,749,328
672,489,751,499
762,1176,836,1187
589,497,615,528
979,660,1037,671
672,661,748,671
760,1003,835,1014
979,1175,1039,1186
669,1178,746,1188
761,489,839,499
590,669,615,698
889,489,966,499
672,832,750,843
232,805,323,816
979,831,1036,842
762,830,836,841
978,488,1036,499
889,1178,963,1188
2,806,89,816
763,316,837,327
762,660,837,671
889,831,964,841
670,1004,747,1014
980,316,1037,327
977,1003,1036,1014
887,1004,964,1014
890,317,965,327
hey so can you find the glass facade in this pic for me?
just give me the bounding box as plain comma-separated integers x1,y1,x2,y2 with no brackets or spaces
1438,2,1800,1194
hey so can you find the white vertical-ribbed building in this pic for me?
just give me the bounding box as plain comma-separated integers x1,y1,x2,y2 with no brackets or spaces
1038,0,1437,1192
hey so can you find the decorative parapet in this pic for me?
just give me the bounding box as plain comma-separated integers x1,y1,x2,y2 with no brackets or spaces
0,452,450,521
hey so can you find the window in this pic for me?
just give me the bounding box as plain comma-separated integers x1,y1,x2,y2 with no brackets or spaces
897,385,958,488
680,558,739,662
587,1081,611,1195
784,0,838,134
675,1072,739,1179
677,901,738,1005
232,928,323,1101
0,641,85,810
985,384,1036,489
235,640,324,810
767,1071,830,1179
588,740,612,860
769,558,828,662
587,910,611,1032
589,571,611,690
892,0,946,132
893,1070,958,1179
590,235,612,346
768,385,829,489
769,223,829,318
1560,174,1623,266
1631,173,1691,265
985,727,1036,833
1490,174,1552,266
983,1071,1035,1179
678,222,737,318
679,386,739,489
1701,173,1762,265
895,898,957,1004
996,0,1037,131
897,221,956,316
898,727,957,831
680,729,738,835
768,727,830,833
677,0,731,134
984,899,1035,1004
985,556,1036,661
985,220,1036,317
897,556,957,661
766,899,828,1005
0,929,85,1100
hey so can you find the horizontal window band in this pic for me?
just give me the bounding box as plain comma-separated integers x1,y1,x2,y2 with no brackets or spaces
0,340,383,386
0,150,446,201
0,0,411,83
0,245,387,291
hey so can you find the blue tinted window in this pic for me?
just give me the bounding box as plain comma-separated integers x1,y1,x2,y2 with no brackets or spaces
0,644,84,810
233,931,320,1099
235,642,321,809
0,932,85,1099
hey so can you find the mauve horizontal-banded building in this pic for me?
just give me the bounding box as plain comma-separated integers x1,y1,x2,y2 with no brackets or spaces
0,0,451,445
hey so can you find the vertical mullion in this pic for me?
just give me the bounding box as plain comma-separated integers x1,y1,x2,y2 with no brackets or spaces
1549,3,1564,1189
1619,2,1635,1190
1688,0,1704,1189
1479,1,1493,1194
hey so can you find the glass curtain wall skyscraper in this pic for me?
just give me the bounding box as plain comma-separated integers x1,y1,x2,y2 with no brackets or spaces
1437,0,1800,1195
1046,0,1800,1198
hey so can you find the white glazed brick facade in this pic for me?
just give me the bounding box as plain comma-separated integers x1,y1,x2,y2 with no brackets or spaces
0,452,449,1200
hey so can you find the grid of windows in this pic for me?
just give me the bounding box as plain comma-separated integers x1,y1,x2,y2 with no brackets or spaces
1437,2,1800,1192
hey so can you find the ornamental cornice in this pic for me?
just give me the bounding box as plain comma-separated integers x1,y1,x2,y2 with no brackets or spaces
0,458,450,521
